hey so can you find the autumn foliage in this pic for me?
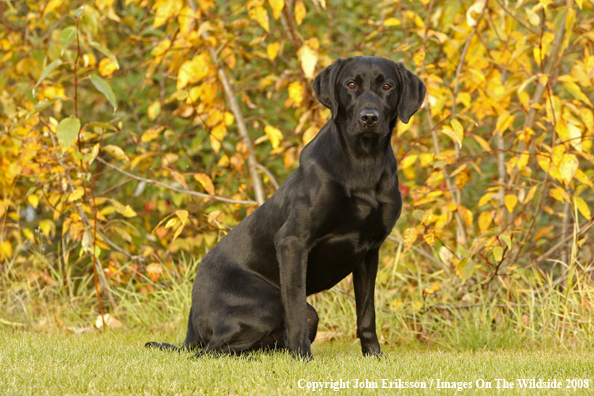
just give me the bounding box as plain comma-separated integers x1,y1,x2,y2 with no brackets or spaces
1,0,593,333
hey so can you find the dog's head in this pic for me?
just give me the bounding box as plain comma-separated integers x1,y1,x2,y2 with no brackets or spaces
312,57,426,138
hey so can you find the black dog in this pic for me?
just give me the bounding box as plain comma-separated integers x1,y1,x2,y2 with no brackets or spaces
147,56,425,359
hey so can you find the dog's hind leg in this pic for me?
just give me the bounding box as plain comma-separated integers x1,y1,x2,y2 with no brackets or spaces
252,302,318,350
183,307,202,351
192,322,259,358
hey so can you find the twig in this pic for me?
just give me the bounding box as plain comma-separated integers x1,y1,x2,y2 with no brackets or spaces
521,10,568,134
44,127,117,311
257,164,279,190
529,220,594,268
97,157,258,205
187,0,265,205
493,0,541,37
419,0,467,245
386,235,450,275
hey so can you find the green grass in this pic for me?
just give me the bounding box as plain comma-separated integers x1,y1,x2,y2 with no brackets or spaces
1,328,593,395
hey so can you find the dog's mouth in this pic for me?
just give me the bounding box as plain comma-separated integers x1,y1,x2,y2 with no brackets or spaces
354,128,384,138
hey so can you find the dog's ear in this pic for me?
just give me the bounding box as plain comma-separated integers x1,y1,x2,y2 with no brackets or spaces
394,63,426,124
312,58,344,118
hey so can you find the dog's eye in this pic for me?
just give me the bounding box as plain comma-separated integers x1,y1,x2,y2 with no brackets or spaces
347,82,356,89
383,83,392,90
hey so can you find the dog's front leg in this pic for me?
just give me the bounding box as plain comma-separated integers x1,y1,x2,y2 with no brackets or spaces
353,249,384,357
275,230,311,360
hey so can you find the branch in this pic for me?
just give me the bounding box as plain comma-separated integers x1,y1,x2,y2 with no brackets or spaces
257,164,280,190
97,157,258,205
46,129,117,311
386,235,451,276
522,10,568,133
493,0,541,37
187,0,266,205
419,0,468,245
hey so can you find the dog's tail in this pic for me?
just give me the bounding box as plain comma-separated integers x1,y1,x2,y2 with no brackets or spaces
145,342,183,352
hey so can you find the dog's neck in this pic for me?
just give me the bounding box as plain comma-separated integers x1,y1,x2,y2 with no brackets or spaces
305,120,396,192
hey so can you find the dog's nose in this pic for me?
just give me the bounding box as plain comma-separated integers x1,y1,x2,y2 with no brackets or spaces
359,109,379,127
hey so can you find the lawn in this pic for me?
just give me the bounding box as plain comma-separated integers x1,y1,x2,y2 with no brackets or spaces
1,328,593,395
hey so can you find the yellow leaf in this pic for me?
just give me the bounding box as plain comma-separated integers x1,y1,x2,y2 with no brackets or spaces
141,126,164,143
298,44,318,80
575,169,594,189
495,112,515,134
153,0,183,29
294,0,306,25
413,48,425,68
210,124,226,153
549,186,570,203
473,135,491,152
399,154,417,169
402,227,417,253
1,241,13,259
147,101,161,121
458,205,473,228
524,185,537,203
478,212,492,232
247,2,270,32
566,122,583,152
492,246,503,262
103,145,130,163
146,263,163,283
562,81,593,106
224,112,235,126
424,225,435,247
576,0,583,9
538,0,552,9
288,81,304,105
178,6,199,36
537,154,550,172
268,0,284,20
441,126,463,148
194,173,215,195
120,205,137,217
43,0,63,16
419,153,433,166
504,194,518,213
559,153,578,185
383,17,401,26
98,58,117,78
221,47,236,70
575,197,591,220
580,108,593,134
28,194,40,209
556,119,570,142
552,144,565,165
177,53,212,90
534,225,554,241
517,151,530,170
171,171,188,189
68,187,85,203
265,125,283,149
96,0,114,10
267,42,280,61
302,125,318,145
39,220,55,238
478,192,494,207
466,0,486,27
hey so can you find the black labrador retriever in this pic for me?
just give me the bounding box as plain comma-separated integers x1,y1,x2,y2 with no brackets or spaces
147,56,426,359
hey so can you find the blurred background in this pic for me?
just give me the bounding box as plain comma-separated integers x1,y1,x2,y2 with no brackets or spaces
0,0,593,349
